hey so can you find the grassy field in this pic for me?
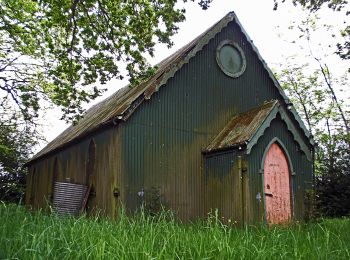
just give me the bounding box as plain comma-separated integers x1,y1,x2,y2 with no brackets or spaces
0,203,349,259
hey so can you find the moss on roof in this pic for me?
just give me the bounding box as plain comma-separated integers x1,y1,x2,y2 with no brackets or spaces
205,100,278,153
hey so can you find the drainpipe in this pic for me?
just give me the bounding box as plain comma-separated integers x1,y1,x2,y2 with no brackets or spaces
237,155,244,226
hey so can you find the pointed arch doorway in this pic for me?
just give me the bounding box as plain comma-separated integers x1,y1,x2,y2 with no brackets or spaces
263,140,292,225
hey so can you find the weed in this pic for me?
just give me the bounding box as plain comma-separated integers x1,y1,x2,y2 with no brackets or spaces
0,203,349,259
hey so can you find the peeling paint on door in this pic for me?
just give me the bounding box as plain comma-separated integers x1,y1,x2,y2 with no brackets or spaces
264,143,291,224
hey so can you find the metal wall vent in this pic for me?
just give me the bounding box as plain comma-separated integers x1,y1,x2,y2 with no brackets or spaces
53,181,88,216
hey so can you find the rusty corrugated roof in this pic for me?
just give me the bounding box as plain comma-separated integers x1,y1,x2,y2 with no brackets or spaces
28,13,235,164
205,101,278,153
28,11,312,165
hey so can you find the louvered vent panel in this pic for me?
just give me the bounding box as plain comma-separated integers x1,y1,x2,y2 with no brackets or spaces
53,182,88,216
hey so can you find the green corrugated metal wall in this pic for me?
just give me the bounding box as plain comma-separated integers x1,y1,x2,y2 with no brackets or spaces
26,127,123,218
204,151,243,225
246,117,313,223
119,21,311,221
26,20,313,223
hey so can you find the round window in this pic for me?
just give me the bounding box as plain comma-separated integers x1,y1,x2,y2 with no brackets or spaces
216,40,246,78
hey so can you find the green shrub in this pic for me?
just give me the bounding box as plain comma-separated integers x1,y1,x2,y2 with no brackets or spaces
315,142,350,217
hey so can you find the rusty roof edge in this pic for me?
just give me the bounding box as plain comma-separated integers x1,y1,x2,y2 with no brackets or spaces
24,118,123,166
202,141,247,155
202,100,313,159
26,116,124,166
203,100,278,153
120,11,312,145
147,11,313,148
205,114,240,151
246,103,313,161
111,13,234,117
28,12,313,165
26,13,235,166
245,103,280,154
233,14,312,142
83,13,235,122
145,12,235,98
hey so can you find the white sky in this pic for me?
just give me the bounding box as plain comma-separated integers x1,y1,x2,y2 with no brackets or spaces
38,0,349,151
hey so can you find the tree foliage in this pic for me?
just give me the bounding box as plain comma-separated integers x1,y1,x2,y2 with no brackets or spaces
273,0,350,63
278,59,349,172
0,0,212,202
0,0,211,123
316,142,350,217
0,103,38,203
277,13,349,145
273,0,348,11
275,11,350,218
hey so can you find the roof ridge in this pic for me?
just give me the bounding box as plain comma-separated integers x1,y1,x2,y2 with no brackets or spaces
28,12,235,164
27,11,312,165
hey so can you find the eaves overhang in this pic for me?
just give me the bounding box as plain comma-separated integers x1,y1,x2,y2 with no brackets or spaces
27,11,313,165
204,101,313,161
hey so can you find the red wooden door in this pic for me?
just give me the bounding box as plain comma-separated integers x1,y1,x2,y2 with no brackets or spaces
263,143,292,224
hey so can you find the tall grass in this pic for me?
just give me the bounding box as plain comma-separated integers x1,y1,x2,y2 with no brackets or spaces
0,203,349,259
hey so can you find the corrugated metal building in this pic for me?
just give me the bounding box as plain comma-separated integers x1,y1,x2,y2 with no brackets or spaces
25,12,314,225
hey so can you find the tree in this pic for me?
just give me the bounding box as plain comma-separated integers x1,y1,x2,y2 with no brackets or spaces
277,60,349,172
273,0,350,63
315,140,350,217
277,61,322,135
0,0,212,123
273,0,348,11
0,102,38,203
0,0,212,203
274,10,350,217
276,13,350,147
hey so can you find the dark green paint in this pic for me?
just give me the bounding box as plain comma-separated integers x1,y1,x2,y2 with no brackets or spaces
247,118,312,223
120,21,312,221
27,20,313,223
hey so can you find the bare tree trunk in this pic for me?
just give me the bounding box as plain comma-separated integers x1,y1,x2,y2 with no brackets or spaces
316,59,349,134
289,76,313,134
303,18,350,147
315,58,350,150
326,118,335,174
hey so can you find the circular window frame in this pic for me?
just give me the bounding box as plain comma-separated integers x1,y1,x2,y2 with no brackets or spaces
216,40,246,78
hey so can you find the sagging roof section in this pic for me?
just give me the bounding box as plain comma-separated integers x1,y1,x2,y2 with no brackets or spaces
204,100,313,160
28,11,313,165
